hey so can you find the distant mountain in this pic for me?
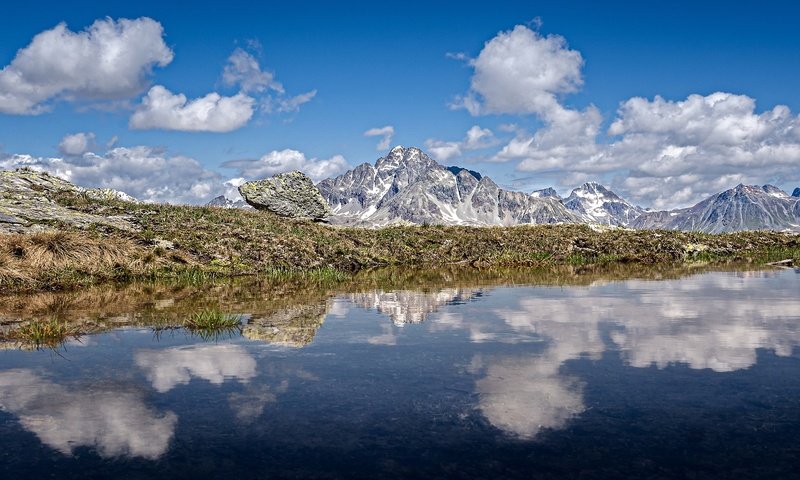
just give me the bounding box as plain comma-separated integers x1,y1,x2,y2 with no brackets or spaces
317,146,581,227
531,187,561,200
206,195,252,210
563,182,645,226
633,184,800,233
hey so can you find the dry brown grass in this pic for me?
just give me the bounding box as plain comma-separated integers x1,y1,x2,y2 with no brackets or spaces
0,231,173,290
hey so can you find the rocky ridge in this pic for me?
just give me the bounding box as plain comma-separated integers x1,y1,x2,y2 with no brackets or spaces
317,146,581,227
0,168,138,233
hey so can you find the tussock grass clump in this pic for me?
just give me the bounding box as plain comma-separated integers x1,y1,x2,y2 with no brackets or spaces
12,318,80,350
0,231,165,290
184,308,242,330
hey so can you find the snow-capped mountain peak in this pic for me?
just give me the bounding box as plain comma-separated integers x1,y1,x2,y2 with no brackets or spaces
563,182,644,226
317,146,581,227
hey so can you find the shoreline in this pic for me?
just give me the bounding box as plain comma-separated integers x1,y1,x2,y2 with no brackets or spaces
1,193,799,293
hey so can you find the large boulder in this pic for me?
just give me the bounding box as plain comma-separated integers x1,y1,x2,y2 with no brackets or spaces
238,171,331,221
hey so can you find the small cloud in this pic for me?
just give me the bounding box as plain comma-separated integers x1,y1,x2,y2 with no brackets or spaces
364,125,395,151
58,132,96,156
445,52,470,61
263,90,317,114
222,48,283,94
129,85,255,132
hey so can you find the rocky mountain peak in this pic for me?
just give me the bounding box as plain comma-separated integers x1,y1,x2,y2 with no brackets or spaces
563,181,643,226
317,146,580,227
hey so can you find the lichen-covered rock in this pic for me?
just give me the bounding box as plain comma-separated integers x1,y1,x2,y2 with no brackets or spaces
0,168,138,233
238,171,331,221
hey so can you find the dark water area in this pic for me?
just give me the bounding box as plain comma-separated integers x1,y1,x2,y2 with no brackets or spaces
1,266,800,479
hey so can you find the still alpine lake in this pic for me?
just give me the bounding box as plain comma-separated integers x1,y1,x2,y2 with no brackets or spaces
1,265,799,479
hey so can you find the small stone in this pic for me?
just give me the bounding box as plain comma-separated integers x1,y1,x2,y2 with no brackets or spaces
238,171,331,221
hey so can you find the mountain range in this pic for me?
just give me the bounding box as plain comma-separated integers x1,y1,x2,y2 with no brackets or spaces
214,146,800,233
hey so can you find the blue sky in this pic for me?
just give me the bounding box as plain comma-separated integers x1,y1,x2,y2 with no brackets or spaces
1,0,799,208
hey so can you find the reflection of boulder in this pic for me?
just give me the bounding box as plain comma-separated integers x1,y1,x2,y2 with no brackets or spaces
351,288,481,326
134,344,257,393
0,369,176,459
242,302,328,347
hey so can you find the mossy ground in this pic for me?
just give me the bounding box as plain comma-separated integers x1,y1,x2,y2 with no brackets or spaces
1,192,798,292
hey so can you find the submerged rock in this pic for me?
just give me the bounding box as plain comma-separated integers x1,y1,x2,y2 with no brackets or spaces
238,171,331,221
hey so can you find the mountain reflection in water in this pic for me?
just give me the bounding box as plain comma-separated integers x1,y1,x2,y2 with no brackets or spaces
1,265,799,478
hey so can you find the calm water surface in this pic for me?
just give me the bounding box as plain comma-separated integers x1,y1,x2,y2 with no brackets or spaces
1,267,800,479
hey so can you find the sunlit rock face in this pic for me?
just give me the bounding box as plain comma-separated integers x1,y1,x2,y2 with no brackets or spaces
0,369,176,459
318,146,581,227
0,169,138,233
350,288,482,326
242,302,328,347
134,344,257,393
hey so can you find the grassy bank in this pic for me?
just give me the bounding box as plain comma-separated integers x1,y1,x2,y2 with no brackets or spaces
1,193,799,292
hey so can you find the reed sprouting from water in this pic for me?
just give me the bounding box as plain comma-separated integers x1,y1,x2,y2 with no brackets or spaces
12,318,81,350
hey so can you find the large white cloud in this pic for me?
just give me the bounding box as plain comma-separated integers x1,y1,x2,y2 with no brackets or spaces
223,148,350,182
452,25,800,208
0,146,227,204
129,85,255,132
453,25,583,117
604,93,800,208
0,369,176,459
0,17,172,114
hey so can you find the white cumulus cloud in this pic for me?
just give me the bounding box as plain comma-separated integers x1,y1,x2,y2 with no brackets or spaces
129,85,255,132
453,25,583,116
364,125,395,151
1,145,228,204
224,148,350,182
58,132,96,156
425,125,497,162
0,17,173,114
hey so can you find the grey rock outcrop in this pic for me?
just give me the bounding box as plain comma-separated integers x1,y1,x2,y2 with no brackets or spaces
317,146,581,227
0,168,138,233
238,171,331,221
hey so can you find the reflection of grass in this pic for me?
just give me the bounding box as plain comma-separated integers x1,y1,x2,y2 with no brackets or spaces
12,318,80,350
182,308,242,341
